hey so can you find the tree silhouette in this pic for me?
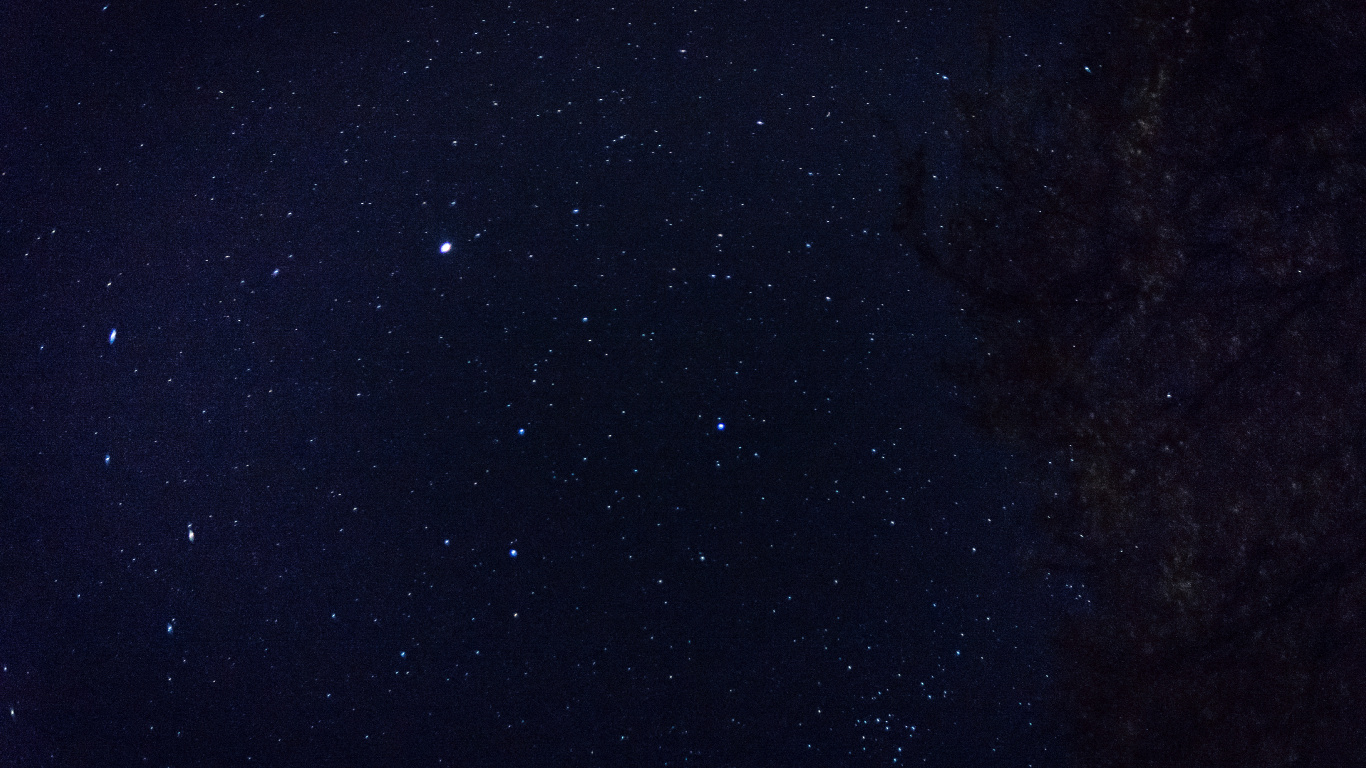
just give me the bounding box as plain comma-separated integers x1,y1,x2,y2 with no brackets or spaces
901,0,1366,763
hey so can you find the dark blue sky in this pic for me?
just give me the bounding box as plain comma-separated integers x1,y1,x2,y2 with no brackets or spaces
2,2,1083,764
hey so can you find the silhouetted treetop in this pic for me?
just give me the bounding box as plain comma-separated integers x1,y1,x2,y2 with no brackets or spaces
902,0,1366,763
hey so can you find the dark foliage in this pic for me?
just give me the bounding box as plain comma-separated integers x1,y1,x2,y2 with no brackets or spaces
902,0,1366,763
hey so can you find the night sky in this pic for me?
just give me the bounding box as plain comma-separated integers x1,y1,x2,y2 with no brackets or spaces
2,2,1079,764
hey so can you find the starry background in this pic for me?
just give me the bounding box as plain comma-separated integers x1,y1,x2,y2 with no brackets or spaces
2,2,1079,765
